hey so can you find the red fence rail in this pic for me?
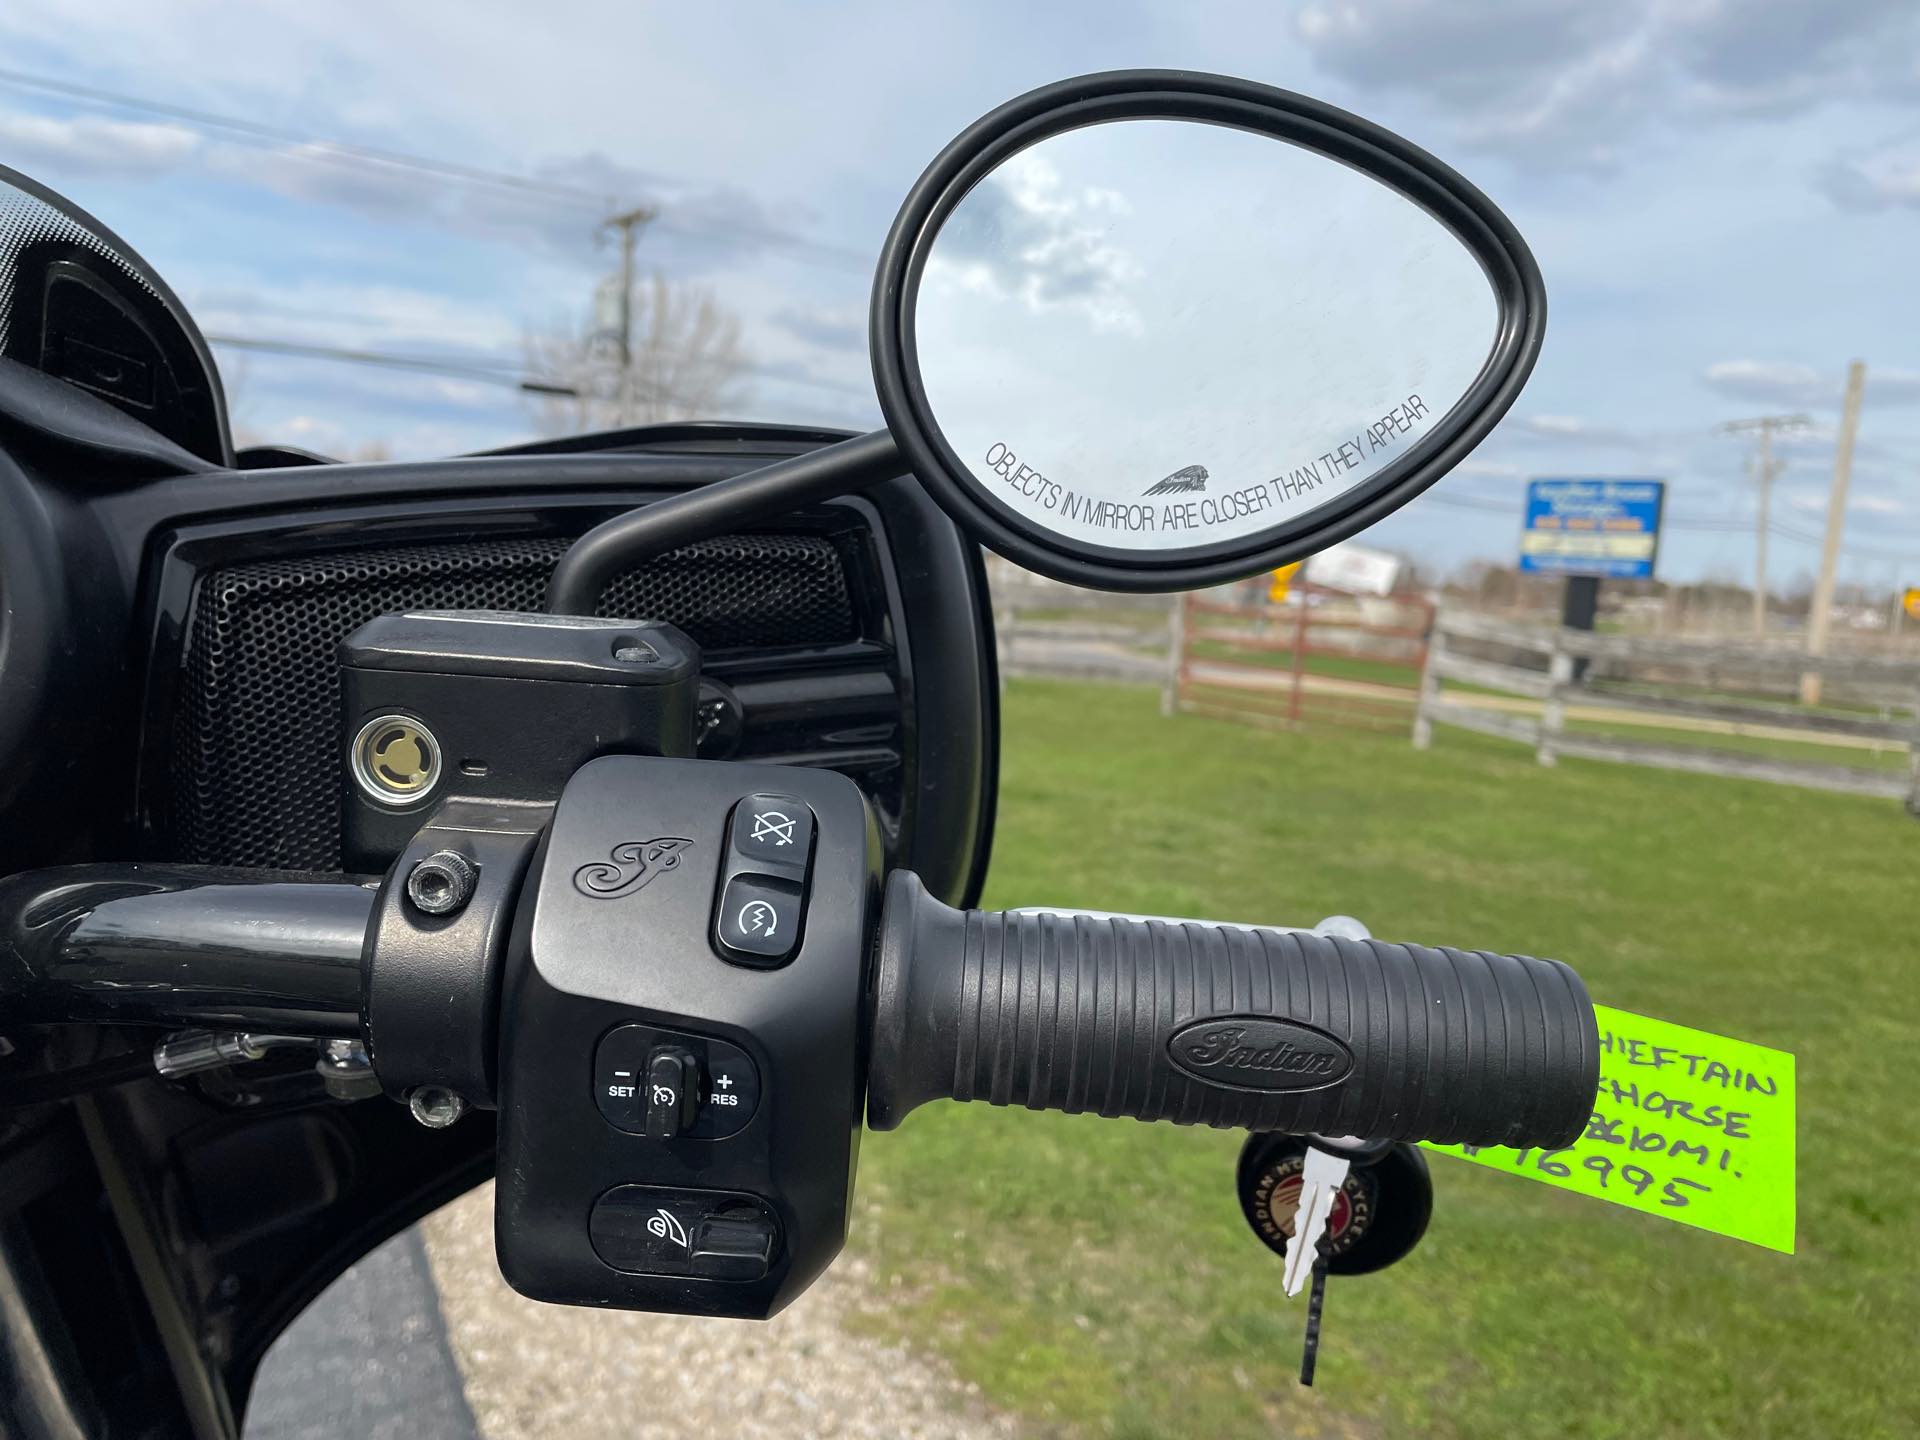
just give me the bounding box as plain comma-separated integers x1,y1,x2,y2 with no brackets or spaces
1169,581,1435,732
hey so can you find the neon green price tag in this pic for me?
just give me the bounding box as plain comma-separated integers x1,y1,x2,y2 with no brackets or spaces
1424,1005,1796,1254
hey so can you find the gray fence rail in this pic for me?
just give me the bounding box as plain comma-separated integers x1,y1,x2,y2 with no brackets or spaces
991,581,1177,684
1412,611,1920,812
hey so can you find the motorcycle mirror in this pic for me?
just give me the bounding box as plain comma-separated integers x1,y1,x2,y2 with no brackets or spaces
869,71,1545,592
546,71,1546,612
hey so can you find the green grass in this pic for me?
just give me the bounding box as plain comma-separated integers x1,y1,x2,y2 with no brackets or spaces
1187,638,1423,690
854,678,1917,1440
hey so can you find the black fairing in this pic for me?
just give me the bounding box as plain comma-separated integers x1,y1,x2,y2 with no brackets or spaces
0,163,232,466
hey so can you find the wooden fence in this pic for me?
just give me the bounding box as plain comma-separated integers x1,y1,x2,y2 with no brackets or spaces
1413,610,1920,811
991,580,1175,685
1166,583,1435,731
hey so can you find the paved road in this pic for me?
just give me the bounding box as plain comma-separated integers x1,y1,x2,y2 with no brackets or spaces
245,1227,478,1440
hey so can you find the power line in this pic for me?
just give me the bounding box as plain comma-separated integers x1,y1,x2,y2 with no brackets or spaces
205,334,577,395
1718,413,1811,634
0,68,868,272
209,327,868,405
0,69,603,202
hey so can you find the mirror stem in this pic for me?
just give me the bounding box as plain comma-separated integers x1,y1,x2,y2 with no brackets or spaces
545,429,901,614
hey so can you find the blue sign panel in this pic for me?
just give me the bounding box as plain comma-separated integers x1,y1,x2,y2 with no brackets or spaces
1519,478,1665,579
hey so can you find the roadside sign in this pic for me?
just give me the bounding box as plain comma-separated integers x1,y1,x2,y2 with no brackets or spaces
1519,478,1666,579
1904,588,1920,622
1268,562,1303,604
1306,542,1401,596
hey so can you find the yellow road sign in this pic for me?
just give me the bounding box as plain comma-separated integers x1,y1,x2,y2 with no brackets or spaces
1903,587,1920,621
1269,562,1303,604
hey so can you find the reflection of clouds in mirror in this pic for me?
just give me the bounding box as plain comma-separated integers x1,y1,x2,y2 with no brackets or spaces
914,119,1498,556
924,151,1144,335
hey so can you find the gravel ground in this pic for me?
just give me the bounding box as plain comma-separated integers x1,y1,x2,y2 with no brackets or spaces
420,1183,1021,1440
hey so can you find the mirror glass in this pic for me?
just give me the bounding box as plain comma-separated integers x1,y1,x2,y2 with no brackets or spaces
911,119,1500,556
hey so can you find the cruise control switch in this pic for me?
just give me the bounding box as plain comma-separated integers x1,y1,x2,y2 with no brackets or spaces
643,1045,700,1137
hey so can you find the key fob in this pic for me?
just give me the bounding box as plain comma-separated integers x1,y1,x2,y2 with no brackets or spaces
1236,1133,1433,1276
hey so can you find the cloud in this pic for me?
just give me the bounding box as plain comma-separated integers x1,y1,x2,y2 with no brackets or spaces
923,150,1143,333
1454,458,1522,479
0,109,200,180
0,108,848,276
1702,359,1920,407
1817,137,1920,211
771,304,866,353
187,278,521,353
1291,0,1920,172
1701,359,1825,405
1512,413,1644,445
1786,489,1908,519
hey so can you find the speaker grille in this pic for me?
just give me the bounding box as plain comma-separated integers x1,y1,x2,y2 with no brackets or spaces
169,532,856,869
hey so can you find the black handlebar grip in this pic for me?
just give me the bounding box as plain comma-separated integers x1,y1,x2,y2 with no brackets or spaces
866,871,1598,1148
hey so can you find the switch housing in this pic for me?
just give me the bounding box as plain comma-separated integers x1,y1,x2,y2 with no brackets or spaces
494,755,881,1318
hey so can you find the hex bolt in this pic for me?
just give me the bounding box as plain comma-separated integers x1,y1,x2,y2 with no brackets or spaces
408,1087,468,1129
406,849,477,916
316,1038,381,1102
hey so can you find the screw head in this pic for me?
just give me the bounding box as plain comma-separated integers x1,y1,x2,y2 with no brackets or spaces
408,1087,468,1128
407,849,477,916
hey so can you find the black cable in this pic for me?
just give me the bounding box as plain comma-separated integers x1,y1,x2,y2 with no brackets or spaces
205,334,581,395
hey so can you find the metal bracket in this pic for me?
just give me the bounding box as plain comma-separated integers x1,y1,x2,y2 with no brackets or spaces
363,798,548,1108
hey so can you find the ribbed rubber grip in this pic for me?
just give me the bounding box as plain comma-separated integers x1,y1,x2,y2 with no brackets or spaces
866,871,1598,1148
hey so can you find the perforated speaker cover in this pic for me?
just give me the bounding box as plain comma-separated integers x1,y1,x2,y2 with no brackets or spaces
169,532,857,869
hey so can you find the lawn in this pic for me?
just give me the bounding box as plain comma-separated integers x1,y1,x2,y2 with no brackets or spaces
853,678,1917,1440
1187,637,1424,691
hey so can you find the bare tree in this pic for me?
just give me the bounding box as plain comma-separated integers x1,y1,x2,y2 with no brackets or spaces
524,268,749,434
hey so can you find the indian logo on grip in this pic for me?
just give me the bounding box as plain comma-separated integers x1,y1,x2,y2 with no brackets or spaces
1166,1016,1354,1092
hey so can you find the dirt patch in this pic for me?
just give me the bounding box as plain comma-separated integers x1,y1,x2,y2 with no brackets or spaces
420,1183,1021,1440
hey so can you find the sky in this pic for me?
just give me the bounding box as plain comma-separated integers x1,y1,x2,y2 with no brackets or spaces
0,0,1915,590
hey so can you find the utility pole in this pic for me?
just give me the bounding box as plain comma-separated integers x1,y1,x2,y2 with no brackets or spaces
601,205,656,424
1801,360,1867,706
1718,413,1809,637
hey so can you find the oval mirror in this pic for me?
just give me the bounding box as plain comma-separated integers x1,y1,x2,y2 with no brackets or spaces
872,73,1544,591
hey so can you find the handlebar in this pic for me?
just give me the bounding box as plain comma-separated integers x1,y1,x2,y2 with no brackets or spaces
2,862,1601,1150
866,871,1598,1148
0,864,372,1036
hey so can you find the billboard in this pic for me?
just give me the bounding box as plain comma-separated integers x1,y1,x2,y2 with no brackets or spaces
1519,478,1666,580
1305,542,1402,597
